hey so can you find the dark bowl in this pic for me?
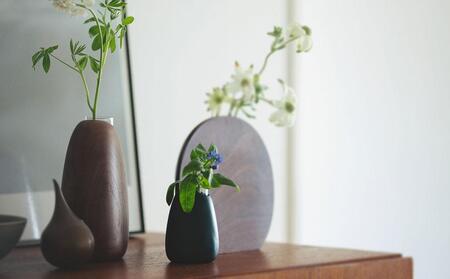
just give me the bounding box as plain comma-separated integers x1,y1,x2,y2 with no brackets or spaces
0,215,27,260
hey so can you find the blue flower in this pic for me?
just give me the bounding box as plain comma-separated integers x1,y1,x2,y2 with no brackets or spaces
207,150,223,169
207,150,218,160
216,154,224,164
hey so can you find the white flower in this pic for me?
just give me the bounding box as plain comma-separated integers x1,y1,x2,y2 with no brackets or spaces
51,0,94,16
225,63,256,103
206,87,227,116
287,22,312,53
269,80,297,127
296,35,313,53
287,22,306,38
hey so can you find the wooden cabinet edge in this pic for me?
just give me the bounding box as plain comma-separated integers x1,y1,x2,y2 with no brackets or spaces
221,257,413,279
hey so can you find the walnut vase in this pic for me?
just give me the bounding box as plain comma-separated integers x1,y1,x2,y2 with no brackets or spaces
61,120,128,262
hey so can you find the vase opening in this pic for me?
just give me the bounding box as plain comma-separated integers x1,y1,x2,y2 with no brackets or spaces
84,116,114,126
198,188,209,195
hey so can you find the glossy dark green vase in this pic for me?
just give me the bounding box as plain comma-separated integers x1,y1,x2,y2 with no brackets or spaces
165,190,219,263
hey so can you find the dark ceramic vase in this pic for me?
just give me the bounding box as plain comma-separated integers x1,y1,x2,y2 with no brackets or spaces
165,190,219,263
61,119,128,262
41,180,94,268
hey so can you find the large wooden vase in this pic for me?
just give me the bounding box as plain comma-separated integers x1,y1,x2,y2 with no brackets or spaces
61,119,128,262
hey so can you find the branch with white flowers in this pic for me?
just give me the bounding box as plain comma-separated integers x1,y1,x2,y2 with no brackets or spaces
205,23,312,127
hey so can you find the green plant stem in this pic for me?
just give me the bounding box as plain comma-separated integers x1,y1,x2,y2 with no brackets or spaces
86,7,104,120
70,52,94,114
233,106,241,117
257,36,300,76
79,71,94,113
258,51,275,76
92,51,107,120
261,97,276,106
51,52,93,113
49,54,78,72
228,102,235,116
229,101,242,117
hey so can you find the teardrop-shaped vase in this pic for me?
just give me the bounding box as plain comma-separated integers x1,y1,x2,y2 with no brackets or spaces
40,180,95,268
165,190,219,263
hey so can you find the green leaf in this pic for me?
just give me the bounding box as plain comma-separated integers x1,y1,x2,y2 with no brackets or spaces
208,144,218,153
102,24,112,50
32,50,45,69
116,23,123,33
72,41,79,54
45,45,58,54
42,54,50,73
196,144,206,151
197,175,211,189
89,25,99,38
78,56,88,71
109,30,116,53
84,17,96,24
190,145,207,160
89,25,107,40
108,0,126,8
92,35,102,51
119,26,126,48
75,44,86,55
179,175,197,213
89,56,100,73
166,182,177,205
70,39,74,54
110,10,120,20
190,149,202,160
268,26,283,38
182,159,202,177
303,25,312,36
122,16,134,25
213,173,240,191
210,174,220,188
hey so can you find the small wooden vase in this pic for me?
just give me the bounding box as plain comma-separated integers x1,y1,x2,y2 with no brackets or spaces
61,120,128,262
41,180,94,268
165,190,219,263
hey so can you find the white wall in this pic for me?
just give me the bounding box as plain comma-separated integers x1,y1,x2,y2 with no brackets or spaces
128,0,450,277
127,0,290,242
295,0,450,278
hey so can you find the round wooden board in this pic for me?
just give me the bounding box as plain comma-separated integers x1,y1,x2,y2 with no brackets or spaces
176,117,273,253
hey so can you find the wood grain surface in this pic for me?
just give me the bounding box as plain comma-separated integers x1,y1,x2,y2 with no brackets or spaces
0,233,413,279
176,117,274,253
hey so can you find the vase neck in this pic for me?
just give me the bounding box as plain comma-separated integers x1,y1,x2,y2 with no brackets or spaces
198,188,209,195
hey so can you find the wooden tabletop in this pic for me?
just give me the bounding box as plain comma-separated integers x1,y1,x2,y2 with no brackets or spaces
0,233,412,279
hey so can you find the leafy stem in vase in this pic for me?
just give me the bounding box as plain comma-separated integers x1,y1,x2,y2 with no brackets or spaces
166,144,240,213
32,0,134,120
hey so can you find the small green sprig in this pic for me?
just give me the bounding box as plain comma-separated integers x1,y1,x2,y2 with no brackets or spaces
166,144,239,213
32,0,134,120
